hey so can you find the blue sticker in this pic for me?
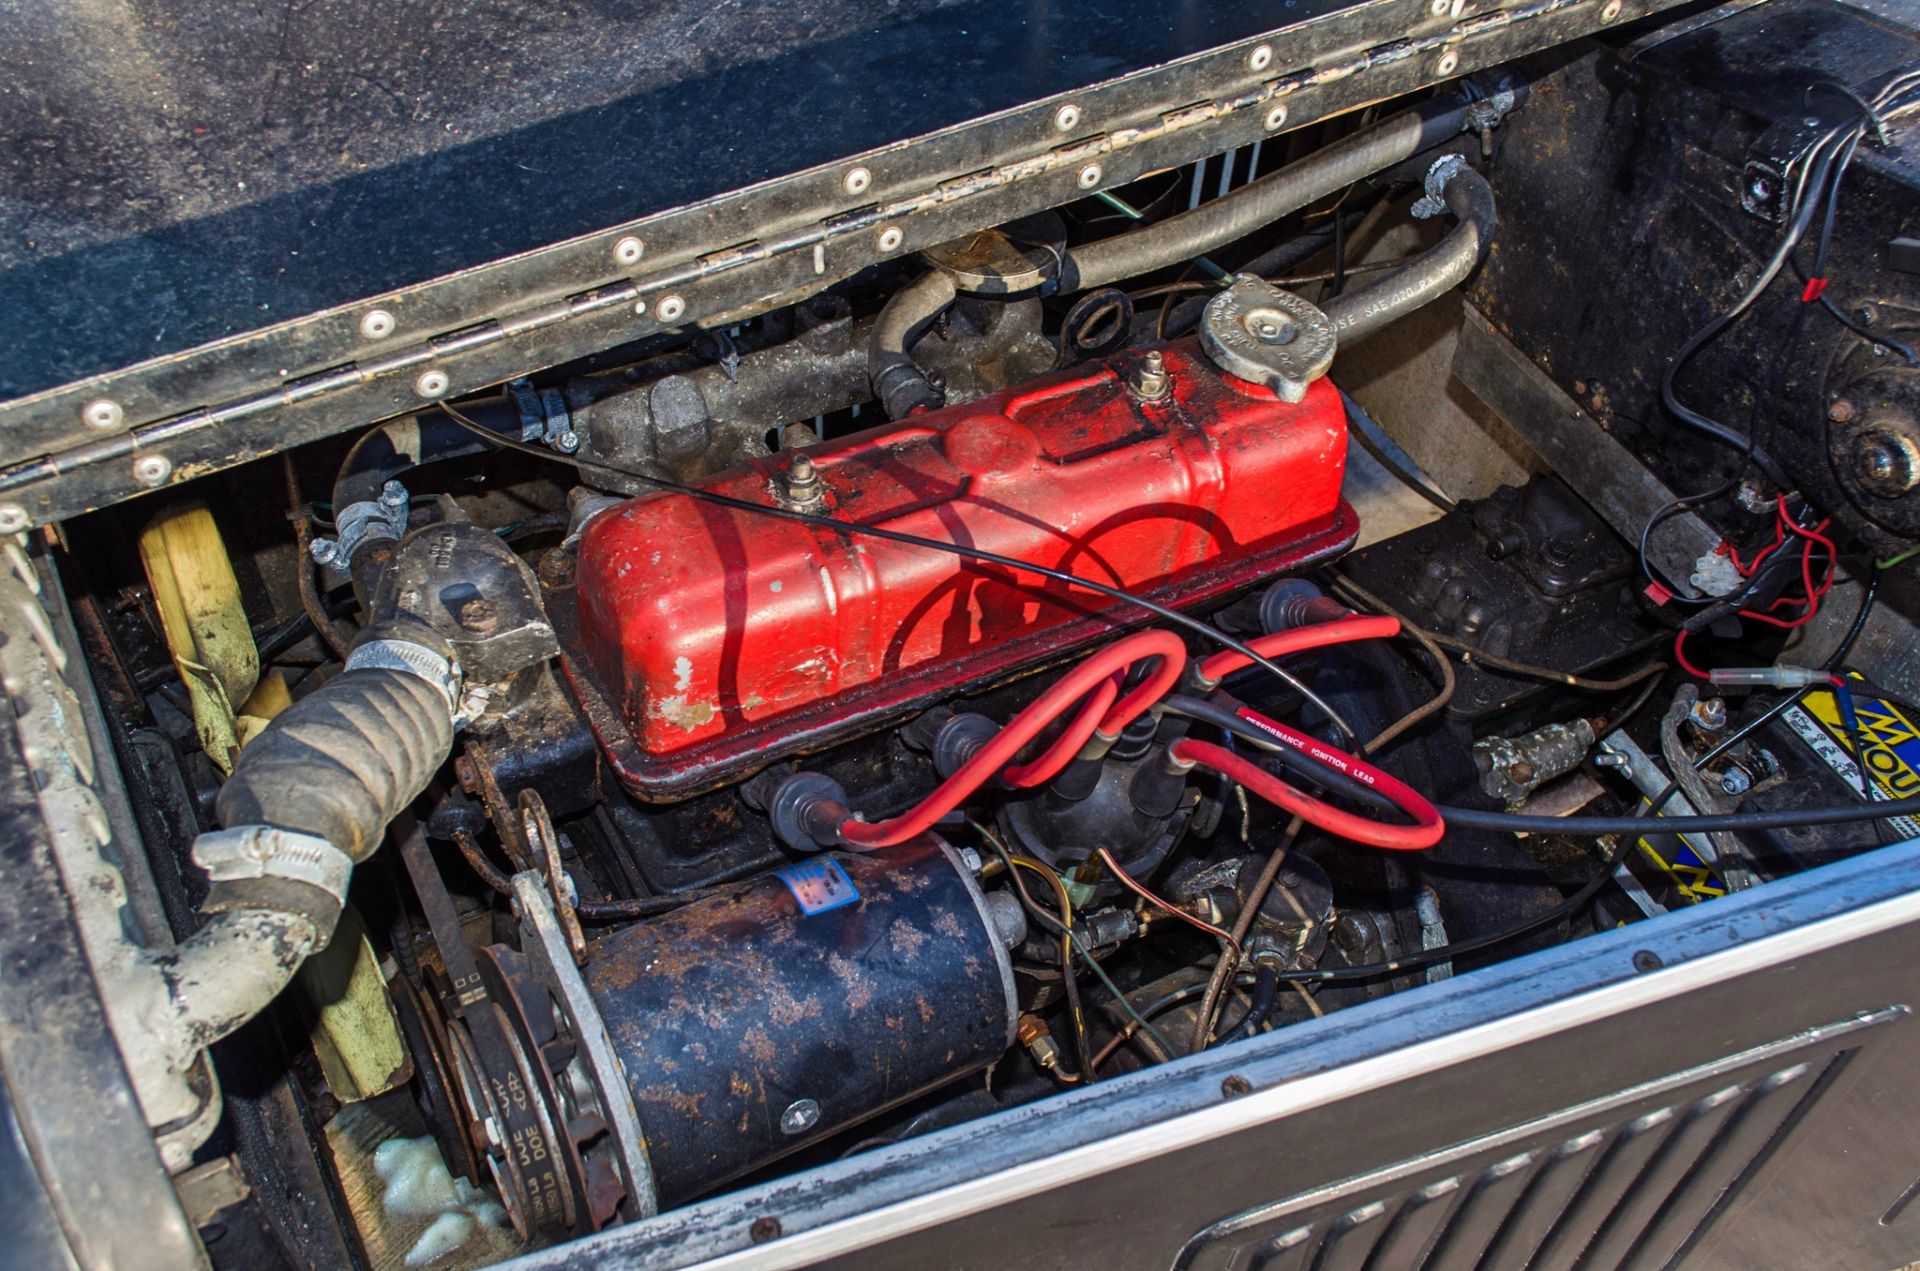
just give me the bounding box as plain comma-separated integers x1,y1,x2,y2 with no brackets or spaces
775,859,861,916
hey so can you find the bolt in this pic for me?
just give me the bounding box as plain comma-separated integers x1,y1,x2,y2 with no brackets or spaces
1748,175,1774,202
1594,750,1628,769
612,235,644,266
1265,103,1290,131
1720,766,1753,796
83,399,124,431
1131,349,1170,400
1279,870,1301,888
1601,0,1622,20
779,1097,821,1135
453,755,480,793
1429,0,1450,12
1221,1074,1254,1099
1828,398,1857,424
1054,103,1082,132
750,1217,783,1244
843,166,872,196
878,227,904,252
455,597,499,634
359,308,396,339
1689,697,1728,732
132,454,173,488
414,369,450,399
0,506,27,534
553,429,581,454
1248,43,1274,72
377,480,409,510
1854,431,1920,496
308,536,341,566
1631,949,1663,973
1436,49,1460,75
657,295,686,323
1078,162,1104,189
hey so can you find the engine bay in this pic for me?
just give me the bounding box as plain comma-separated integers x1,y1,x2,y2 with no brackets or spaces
11,1,1920,1266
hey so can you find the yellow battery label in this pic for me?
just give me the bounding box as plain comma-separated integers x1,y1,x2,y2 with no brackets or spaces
1782,686,1920,839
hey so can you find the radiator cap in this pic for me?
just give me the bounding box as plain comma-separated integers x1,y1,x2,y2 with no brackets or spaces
1199,275,1335,403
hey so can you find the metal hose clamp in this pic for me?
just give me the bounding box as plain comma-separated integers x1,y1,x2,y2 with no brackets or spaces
346,637,467,723
192,825,354,908
1411,153,1469,220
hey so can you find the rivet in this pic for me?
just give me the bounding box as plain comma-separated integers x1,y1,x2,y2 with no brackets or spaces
1248,43,1274,71
878,227,904,252
1078,162,1104,189
656,295,686,323
359,308,396,339
613,236,645,266
1054,103,1082,132
83,399,124,431
1436,49,1460,75
0,506,29,534
632,299,648,316
414,369,450,399
132,454,173,488
843,166,872,196
779,1097,821,1135
1264,103,1290,131
1430,0,1451,13
1600,0,1622,18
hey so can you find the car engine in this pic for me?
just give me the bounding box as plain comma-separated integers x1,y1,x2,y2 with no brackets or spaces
9,1,1920,1267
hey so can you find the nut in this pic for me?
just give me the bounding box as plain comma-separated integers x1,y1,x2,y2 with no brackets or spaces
359,308,396,339
612,235,645,266
1130,349,1169,400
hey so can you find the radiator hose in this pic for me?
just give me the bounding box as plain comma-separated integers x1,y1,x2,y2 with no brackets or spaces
1322,157,1496,345
137,626,459,1073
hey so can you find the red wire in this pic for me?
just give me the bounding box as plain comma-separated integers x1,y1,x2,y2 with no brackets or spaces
1674,629,1709,679
1001,675,1120,788
840,630,1187,847
1171,735,1444,851
1095,846,1243,957
1196,615,1400,683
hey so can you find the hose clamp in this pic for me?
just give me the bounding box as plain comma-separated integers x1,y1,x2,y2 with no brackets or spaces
1411,153,1468,219
309,481,409,566
192,825,354,907
346,637,469,725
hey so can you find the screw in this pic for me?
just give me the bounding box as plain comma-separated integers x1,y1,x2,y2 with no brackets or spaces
878,227,904,252
750,1217,783,1244
1828,398,1857,424
1054,103,1082,132
359,308,396,339
308,536,341,566
414,369,450,399
1130,349,1169,399
843,166,872,196
553,428,581,454
0,506,27,534
1265,103,1290,131
1631,949,1663,973
455,597,499,634
1078,162,1103,189
1601,0,1622,19
779,1097,821,1135
1436,49,1460,75
1749,175,1774,202
83,399,124,431
1720,767,1753,796
1221,1074,1254,1098
1429,0,1451,13
657,295,686,323
377,480,409,511
1248,43,1274,72
612,236,645,266
131,454,173,487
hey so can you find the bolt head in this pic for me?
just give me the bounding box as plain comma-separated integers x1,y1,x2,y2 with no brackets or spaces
359,308,396,339
308,537,340,566
1749,175,1774,201
132,454,172,487
554,429,581,454
779,1098,821,1135
1828,398,1857,424
1054,103,1082,132
1720,768,1752,796
612,235,645,266
83,399,124,431
377,480,409,509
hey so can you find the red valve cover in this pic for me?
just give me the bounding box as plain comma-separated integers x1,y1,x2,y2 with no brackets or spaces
565,342,1356,798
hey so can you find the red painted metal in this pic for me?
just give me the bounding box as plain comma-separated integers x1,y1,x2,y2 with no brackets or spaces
566,341,1355,798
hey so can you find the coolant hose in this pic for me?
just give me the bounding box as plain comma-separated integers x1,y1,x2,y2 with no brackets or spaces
334,413,497,512
869,270,959,419
147,634,459,1073
1322,162,1496,345
1059,98,1473,293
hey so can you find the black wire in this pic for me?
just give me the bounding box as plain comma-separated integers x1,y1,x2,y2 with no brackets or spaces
1161,693,1403,817
439,402,1364,747
1341,390,1455,515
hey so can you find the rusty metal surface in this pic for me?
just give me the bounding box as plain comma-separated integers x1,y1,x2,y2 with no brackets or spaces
580,837,1015,1206
0,0,1683,529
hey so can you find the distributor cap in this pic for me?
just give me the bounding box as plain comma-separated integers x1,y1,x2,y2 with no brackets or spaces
1198,275,1336,403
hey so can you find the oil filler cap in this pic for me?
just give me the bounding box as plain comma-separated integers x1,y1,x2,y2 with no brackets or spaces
1199,275,1336,403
